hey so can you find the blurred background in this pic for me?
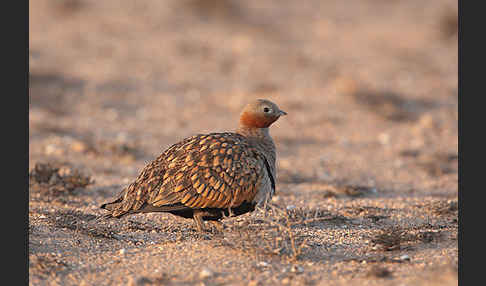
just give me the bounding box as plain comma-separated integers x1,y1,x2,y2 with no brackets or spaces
29,1,458,284
29,0,457,197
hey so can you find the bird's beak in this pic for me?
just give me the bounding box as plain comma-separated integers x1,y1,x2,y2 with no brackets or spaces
279,110,287,116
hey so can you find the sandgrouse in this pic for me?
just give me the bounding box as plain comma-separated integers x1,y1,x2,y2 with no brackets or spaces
100,99,286,231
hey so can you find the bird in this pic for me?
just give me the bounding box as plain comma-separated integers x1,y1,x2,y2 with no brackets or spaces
100,99,287,232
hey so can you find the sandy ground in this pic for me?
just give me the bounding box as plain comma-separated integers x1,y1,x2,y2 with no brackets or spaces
29,0,458,285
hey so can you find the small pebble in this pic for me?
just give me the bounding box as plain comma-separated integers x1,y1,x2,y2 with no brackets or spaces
71,141,88,153
45,144,60,155
286,205,296,211
290,265,304,273
378,133,390,145
199,268,213,279
257,261,269,268
400,254,410,261
119,248,126,255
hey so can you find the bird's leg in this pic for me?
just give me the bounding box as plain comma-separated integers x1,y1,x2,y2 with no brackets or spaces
227,197,237,217
193,210,205,232
227,206,234,217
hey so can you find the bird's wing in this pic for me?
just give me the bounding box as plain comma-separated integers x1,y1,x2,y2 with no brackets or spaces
105,132,266,216
146,132,265,209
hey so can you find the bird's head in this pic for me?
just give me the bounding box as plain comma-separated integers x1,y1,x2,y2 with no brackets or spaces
239,99,287,129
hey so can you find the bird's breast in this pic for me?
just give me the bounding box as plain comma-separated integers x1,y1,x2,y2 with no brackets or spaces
252,165,274,205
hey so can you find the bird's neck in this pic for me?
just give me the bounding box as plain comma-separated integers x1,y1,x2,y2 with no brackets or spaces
236,125,276,168
237,125,270,139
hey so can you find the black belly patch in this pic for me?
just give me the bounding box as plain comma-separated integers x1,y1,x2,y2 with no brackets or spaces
168,202,256,221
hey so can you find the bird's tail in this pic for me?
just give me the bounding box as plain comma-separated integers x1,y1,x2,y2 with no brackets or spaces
100,201,118,211
98,198,126,220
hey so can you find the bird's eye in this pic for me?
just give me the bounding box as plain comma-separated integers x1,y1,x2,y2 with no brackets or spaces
263,107,271,113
